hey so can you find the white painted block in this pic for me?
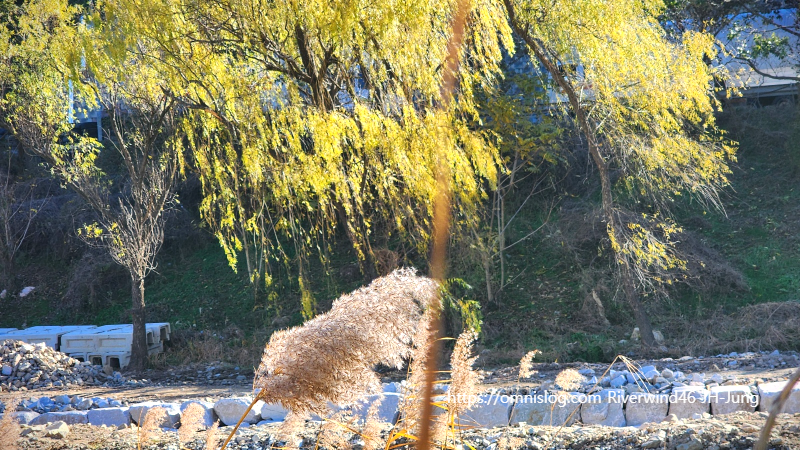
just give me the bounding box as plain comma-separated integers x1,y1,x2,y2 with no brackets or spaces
61,324,170,360
0,328,18,337
0,326,96,350
61,325,129,353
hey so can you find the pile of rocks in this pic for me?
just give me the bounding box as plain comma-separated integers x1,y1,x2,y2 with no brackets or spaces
578,364,737,394
0,340,104,392
0,395,127,415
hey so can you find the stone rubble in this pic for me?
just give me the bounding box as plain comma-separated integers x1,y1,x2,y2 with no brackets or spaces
0,339,115,392
2,349,800,450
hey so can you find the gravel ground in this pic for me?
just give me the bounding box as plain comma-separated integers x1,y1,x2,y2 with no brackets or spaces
4,351,800,449
10,410,800,449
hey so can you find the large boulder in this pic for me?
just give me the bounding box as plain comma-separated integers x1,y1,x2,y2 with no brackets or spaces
129,402,181,427
87,407,131,427
10,411,40,425
181,401,218,428
259,403,289,422
509,392,581,427
580,389,626,427
213,397,264,426
29,411,88,426
668,386,710,419
625,393,668,426
45,421,70,438
461,394,515,428
709,386,756,415
350,393,402,424
758,381,800,414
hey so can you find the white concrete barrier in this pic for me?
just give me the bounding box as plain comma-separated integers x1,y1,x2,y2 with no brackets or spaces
0,326,96,351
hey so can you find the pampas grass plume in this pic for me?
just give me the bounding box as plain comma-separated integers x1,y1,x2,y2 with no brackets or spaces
179,402,206,444
254,268,440,415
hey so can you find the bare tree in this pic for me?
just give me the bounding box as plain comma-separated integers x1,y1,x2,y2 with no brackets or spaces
0,14,180,369
75,74,180,371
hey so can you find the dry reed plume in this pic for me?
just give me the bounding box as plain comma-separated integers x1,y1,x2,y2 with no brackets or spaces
518,350,541,379
446,330,482,421
178,402,207,445
137,406,167,449
317,410,356,450
397,307,439,437
0,399,21,450
392,327,482,447
361,400,386,450
253,267,440,415
553,368,583,392
314,402,387,450
205,420,220,450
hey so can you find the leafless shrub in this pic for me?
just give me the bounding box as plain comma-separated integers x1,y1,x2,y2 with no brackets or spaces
671,301,800,355
253,267,439,415
0,399,21,450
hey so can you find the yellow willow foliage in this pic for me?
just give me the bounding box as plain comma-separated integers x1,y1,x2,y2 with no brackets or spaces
0,0,103,183
508,0,736,284
94,0,512,275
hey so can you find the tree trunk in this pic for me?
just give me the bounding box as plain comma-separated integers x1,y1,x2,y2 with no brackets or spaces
483,252,494,304
621,263,657,346
0,253,17,295
130,275,148,372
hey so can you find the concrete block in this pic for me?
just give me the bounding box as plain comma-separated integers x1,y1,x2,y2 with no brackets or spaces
29,411,88,426
510,392,581,427
709,385,756,415
580,389,626,427
625,393,669,426
87,407,131,427
214,397,264,426
758,381,800,413
0,326,95,351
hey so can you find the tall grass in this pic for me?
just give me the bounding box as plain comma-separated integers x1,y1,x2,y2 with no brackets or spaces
0,399,20,450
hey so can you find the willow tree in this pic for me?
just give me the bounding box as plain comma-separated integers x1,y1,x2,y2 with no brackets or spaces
502,0,735,345
97,0,513,309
